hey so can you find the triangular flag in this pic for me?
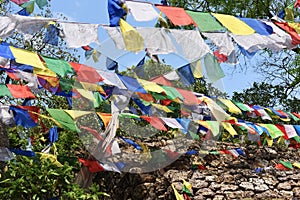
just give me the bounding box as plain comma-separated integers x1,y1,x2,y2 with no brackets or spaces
119,19,144,52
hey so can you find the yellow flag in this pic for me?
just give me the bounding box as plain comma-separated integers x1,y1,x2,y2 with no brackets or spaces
288,22,300,33
171,183,184,200
64,110,93,119
80,81,104,93
96,112,112,128
37,152,63,167
76,88,95,101
293,162,300,169
119,19,144,52
137,79,165,93
221,122,238,136
10,46,56,77
212,13,255,35
182,179,193,194
218,98,242,115
266,137,273,147
190,60,203,78
152,103,173,113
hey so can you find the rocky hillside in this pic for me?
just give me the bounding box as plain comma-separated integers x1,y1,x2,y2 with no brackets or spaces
96,142,300,199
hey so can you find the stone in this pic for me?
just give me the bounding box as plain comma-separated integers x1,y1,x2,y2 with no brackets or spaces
205,175,216,182
263,176,278,186
213,195,225,200
192,180,209,189
191,171,206,180
280,190,293,198
293,187,300,197
196,188,215,197
222,174,234,183
163,170,189,182
254,184,269,192
249,178,264,185
209,182,221,191
277,182,291,190
239,182,254,190
220,184,238,191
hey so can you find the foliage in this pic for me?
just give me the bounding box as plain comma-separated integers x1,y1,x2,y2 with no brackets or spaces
232,82,300,112
0,156,108,199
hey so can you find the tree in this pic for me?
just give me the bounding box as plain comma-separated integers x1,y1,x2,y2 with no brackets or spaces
0,1,108,198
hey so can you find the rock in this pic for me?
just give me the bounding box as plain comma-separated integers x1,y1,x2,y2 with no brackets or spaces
196,188,215,197
224,191,243,199
263,176,278,186
277,182,291,190
213,195,225,200
293,187,300,197
172,182,182,191
192,180,209,189
191,171,206,180
222,174,234,183
163,170,189,182
254,184,269,192
220,184,238,191
255,190,280,199
205,175,216,182
249,177,264,185
265,147,277,154
280,190,293,198
210,159,221,167
239,182,254,190
209,182,221,191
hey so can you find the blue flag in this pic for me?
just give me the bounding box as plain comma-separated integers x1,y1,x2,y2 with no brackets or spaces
177,64,195,86
108,0,127,27
44,24,59,46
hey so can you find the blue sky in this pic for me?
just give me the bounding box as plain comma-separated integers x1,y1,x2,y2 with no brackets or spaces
48,0,261,96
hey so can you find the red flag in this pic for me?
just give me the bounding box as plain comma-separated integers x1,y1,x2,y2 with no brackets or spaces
78,158,104,173
155,5,196,26
141,116,167,131
275,163,289,170
70,62,103,83
7,84,35,99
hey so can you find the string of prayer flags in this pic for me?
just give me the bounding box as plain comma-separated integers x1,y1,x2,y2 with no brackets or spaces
156,5,196,26
239,18,273,35
211,13,255,35
218,98,242,115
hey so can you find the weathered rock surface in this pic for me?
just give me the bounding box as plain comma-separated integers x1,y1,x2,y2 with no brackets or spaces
95,142,300,199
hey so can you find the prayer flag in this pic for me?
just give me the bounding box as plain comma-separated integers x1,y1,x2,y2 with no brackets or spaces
126,1,159,22
7,84,35,99
46,109,79,132
119,19,144,52
0,84,12,97
212,13,255,35
156,5,196,26
43,24,59,46
239,18,273,35
9,106,38,128
42,56,74,77
177,64,195,86
203,53,225,82
186,11,224,32
78,158,104,173
108,0,127,27
70,62,103,83
141,116,167,131
171,183,184,200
